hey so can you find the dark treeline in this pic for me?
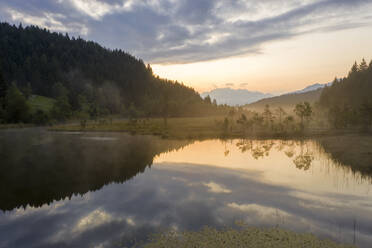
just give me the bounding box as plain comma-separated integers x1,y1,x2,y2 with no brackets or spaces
0,22,226,124
319,59,372,130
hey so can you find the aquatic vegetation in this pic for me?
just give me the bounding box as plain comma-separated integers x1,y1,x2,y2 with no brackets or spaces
143,226,356,248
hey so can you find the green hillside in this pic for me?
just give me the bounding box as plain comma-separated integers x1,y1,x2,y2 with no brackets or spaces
245,88,323,112
0,22,227,124
28,95,55,113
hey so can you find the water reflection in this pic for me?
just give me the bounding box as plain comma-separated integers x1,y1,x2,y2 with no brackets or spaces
1,130,372,248
237,140,275,159
0,129,191,211
234,139,360,173
1,163,371,248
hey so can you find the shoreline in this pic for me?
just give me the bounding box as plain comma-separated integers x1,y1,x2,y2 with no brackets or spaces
48,117,369,140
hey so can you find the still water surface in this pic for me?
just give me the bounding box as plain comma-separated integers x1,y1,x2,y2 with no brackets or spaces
0,129,371,247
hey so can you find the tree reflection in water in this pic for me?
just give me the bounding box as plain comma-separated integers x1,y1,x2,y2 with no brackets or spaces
235,139,314,171
0,129,191,211
293,141,314,171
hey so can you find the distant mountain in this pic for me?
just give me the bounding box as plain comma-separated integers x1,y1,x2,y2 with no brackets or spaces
201,88,273,106
288,82,332,94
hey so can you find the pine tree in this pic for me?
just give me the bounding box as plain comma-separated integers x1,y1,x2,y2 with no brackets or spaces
275,107,286,126
294,102,312,130
263,104,274,128
0,64,8,105
360,58,368,71
51,83,72,121
349,61,359,76
332,77,338,84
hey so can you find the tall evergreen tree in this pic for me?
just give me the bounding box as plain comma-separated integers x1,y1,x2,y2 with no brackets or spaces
360,58,368,71
294,102,312,130
349,61,359,76
51,83,72,121
263,104,274,129
5,83,30,123
0,63,8,106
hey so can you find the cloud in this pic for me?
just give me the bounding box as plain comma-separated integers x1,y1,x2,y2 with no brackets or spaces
65,0,119,20
60,0,135,20
73,209,113,233
4,8,89,35
227,202,290,217
203,181,232,193
0,0,371,63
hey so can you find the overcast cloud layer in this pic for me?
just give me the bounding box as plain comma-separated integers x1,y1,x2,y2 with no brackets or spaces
1,0,372,64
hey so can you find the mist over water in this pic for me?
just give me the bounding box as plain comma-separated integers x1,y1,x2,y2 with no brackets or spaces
0,129,371,248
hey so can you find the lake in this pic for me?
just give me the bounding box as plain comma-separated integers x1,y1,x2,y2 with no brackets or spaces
0,129,371,248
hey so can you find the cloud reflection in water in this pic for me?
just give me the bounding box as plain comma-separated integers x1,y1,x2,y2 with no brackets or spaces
1,160,371,248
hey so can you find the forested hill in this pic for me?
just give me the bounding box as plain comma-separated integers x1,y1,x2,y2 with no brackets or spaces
0,22,219,122
319,59,372,128
245,88,323,112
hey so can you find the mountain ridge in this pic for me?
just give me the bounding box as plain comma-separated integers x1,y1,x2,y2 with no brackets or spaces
287,82,331,95
201,82,330,106
201,88,273,106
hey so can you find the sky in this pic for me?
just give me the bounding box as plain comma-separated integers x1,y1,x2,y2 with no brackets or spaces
1,0,372,94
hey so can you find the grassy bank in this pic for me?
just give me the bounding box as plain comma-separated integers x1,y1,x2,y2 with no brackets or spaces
0,123,35,129
142,226,355,248
49,116,363,139
28,95,55,113
317,134,372,176
50,116,301,139
50,117,226,139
